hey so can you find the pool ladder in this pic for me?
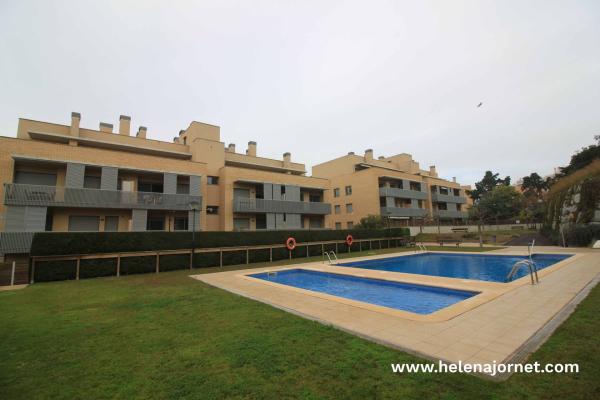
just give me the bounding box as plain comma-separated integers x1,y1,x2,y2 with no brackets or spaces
415,242,427,253
506,259,539,285
323,251,338,265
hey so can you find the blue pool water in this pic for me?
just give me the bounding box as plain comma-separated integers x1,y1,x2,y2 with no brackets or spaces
340,253,572,283
250,269,478,314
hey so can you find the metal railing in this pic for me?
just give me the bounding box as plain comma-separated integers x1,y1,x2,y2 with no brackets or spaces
4,183,201,211
233,197,331,215
379,187,428,200
431,192,467,204
433,209,469,219
506,259,540,285
380,206,427,218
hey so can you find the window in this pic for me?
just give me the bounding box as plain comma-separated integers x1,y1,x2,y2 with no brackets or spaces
439,187,449,195
174,217,188,231
346,203,353,213
207,176,219,185
176,183,190,195
138,181,163,193
68,216,100,232
410,181,422,191
233,218,250,231
104,216,119,231
333,188,340,198
147,216,165,231
345,185,352,195
309,194,321,202
14,171,57,186
347,221,354,229
334,205,341,214
83,175,101,189
335,222,342,230
453,188,461,196
206,205,219,215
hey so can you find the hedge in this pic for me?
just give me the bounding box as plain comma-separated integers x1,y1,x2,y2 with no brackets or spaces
565,224,600,247
30,229,409,256
30,229,410,282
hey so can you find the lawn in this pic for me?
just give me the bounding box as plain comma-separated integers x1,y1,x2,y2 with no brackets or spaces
1,247,597,399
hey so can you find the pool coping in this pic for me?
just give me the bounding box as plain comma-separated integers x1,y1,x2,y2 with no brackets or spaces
234,251,583,322
190,247,599,378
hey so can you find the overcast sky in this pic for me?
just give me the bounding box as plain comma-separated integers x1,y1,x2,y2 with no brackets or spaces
1,0,599,185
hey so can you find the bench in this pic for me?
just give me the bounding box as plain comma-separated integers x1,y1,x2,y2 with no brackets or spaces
438,239,462,247
450,227,469,233
510,226,525,230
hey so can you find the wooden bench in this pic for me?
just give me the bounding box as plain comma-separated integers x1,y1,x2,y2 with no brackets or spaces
450,227,469,233
438,238,462,247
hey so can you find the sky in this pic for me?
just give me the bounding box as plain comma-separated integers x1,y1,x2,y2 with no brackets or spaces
1,0,599,186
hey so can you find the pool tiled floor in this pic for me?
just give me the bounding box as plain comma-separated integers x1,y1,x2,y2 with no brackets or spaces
191,247,599,377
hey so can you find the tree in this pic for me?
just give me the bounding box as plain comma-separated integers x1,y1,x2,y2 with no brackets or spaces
355,215,387,229
521,172,548,197
476,185,523,224
469,171,511,201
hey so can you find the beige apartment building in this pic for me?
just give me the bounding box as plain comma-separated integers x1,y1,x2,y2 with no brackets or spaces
313,150,470,230
0,113,331,256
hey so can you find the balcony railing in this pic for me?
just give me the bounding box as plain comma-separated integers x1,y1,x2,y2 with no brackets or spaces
431,192,467,204
380,206,427,218
379,187,428,200
434,209,469,219
233,197,331,215
4,183,201,211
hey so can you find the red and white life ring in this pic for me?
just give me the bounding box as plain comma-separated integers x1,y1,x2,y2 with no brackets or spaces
286,237,297,250
346,234,354,246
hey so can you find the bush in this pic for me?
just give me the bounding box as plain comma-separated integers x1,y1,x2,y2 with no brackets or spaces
120,256,156,276
30,229,409,256
80,258,117,279
34,260,77,282
565,224,600,247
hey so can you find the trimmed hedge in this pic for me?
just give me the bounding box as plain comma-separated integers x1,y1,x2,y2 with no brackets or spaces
565,224,600,247
30,229,409,256
30,229,410,282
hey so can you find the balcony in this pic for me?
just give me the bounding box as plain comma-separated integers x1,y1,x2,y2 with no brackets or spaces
4,183,201,211
431,192,467,204
434,210,469,219
380,206,427,218
233,197,331,215
379,187,428,200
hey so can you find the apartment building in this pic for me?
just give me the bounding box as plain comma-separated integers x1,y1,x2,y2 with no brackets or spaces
313,149,470,229
0,113,331,257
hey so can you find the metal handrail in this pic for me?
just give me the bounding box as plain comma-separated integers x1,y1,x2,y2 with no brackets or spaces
323,251,338,265
506,259,539,285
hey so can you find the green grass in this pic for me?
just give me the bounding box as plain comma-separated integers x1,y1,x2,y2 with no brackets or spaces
1,247,597,399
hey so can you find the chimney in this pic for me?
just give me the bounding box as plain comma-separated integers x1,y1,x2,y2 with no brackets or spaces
429,165,437,177
283,152,291,166
247,141,257,157
228,143,236,153
119,115,131,136
365,149,374,161
70,112,80,137
378,156,385,160
452,177,457,183
99,122,113,133
136,126,147,139
348,151,355,155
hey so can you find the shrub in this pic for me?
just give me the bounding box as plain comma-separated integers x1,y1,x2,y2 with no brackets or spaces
34,260,77,282
80,258,117,279
30,229,409,256
565,224,600,247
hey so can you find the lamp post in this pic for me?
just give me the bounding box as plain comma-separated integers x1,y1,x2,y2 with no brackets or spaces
189,200,201,267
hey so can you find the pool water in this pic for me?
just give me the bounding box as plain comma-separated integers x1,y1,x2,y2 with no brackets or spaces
340,253,572,283
249,269,478,314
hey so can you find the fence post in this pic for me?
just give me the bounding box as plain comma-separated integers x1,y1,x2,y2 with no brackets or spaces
189,250,193,270
359,241,362,252
11,261,16,286
31,258,35,284
76,257,81,280
246,249,249,264
116,255,121,277
306,245,309,258
156,252,160,273
321,243,324,255
269,247,273,262
335,242,338,253
220,249,223,267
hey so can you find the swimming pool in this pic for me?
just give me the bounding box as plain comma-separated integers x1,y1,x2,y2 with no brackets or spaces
340,253,573,283
249,269,478,314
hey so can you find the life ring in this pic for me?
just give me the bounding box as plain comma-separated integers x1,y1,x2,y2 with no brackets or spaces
286,237,297,251
346,234,354,246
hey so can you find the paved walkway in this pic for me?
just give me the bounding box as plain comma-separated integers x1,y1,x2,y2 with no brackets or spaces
191,247,599,377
